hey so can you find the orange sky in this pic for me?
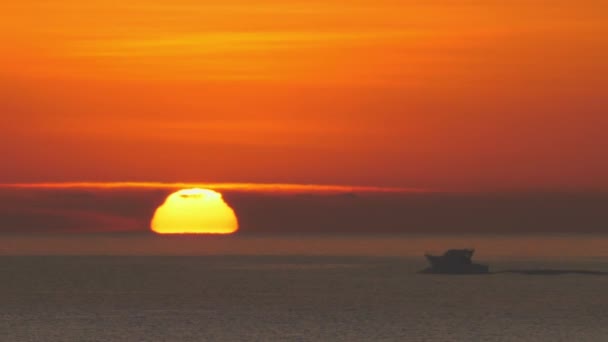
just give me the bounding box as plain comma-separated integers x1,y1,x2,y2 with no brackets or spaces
1,0,606,190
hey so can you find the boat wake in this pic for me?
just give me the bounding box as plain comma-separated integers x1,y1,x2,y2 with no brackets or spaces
496,269,608,276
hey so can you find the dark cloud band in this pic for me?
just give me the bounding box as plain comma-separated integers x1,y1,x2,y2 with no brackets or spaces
0,183,607,234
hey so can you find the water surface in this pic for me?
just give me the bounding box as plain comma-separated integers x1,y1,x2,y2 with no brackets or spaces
1,234,607,341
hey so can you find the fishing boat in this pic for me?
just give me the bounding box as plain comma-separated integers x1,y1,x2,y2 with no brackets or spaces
420,249,489,274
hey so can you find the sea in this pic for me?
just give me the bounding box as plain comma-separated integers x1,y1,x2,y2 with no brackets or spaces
1,234,608,341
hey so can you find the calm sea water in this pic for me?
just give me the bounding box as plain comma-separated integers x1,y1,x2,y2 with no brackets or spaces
1,235,608,341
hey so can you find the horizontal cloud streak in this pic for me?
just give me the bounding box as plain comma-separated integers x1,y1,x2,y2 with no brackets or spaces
1,182,417,193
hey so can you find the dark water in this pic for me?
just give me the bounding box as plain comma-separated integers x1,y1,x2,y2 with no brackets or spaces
2,253,608,341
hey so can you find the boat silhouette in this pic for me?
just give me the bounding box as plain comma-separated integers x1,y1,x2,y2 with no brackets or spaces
420,249,489,274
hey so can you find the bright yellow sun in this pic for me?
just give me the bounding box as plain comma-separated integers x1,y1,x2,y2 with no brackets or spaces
151,188,239,234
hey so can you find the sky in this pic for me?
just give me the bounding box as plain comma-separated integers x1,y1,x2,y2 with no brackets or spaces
0,0,606,191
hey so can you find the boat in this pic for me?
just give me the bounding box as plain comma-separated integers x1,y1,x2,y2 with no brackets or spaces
419,248,489,274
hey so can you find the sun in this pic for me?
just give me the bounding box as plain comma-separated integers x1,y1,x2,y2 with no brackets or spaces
151,188,238,234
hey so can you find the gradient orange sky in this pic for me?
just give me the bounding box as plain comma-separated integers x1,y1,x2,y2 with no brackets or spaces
1,0,606,190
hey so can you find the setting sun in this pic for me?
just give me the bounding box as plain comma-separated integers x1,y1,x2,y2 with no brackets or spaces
151,188,238,234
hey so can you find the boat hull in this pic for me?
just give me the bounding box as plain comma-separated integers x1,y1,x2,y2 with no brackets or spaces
419,263,490,274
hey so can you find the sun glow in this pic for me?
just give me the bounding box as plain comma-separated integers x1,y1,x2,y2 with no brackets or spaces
151,188,238,234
